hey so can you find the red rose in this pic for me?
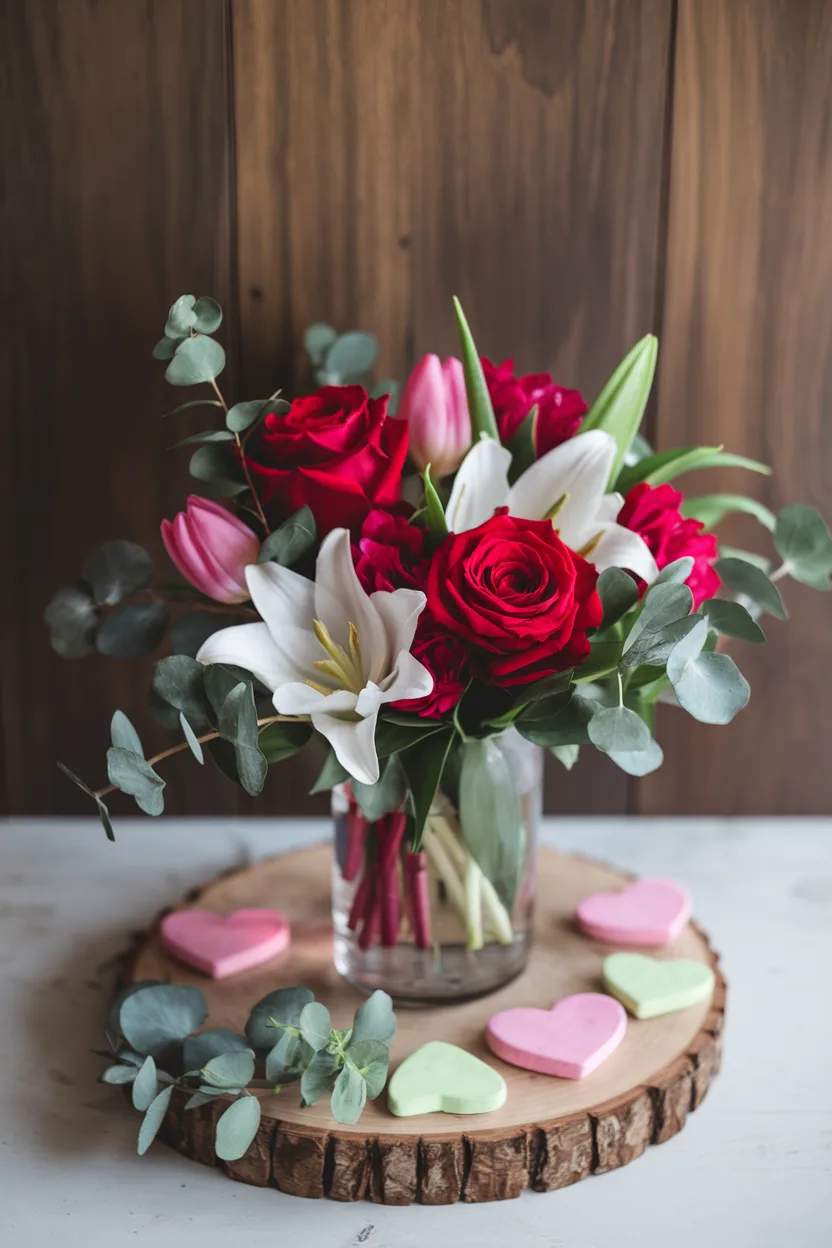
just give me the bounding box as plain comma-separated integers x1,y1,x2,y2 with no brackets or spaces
351,506,429,594
425,510,602,686
392,621,469,718
483,358,586,457
618,483,720,608
244,385,408,536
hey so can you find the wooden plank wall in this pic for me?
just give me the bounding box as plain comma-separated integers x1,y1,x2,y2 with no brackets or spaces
2,0,830,817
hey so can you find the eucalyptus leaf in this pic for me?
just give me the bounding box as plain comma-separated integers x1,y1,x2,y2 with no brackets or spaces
137,1085,173,1156
581,334,658,482
606,738,664,776
551,744,580,771
257,506,317,567
701,598,766,643
226,400,265,434
299,1001,332,1052
245,987,315,1051
398,728,456,851
304,323,338,366
667,618,750,723
170,610,238,658
300,1049,340,1106
188,444,247,497
162,398,224,419
153,337,178,360
265,1030,312,1083
622,582,694,656
516,689,596,747
369,379,400,413
96,603,169,660
82,540,153,606
258,720,312,763
452,297,499,440
374,718,443,758
459,737,523,911
324,331,378,380
652,557,695,587
44,585,100,657
132,1056,158,1111
218,681,267,796
716,556,788,620
620,614,701,668
597,567,639,630
152,654,212,727
106,747,165,815
119,983,207,1057
351,756,406,821
165,294,197,338
202,1049,256,1088
346,1039,389,1099
203,663,256,720
100,1063,138,1085
423,465,449,543
330,1063,367,1125
184,1090,222,1110
108,981,158,1038
170,429,235,448
310,750,351,794
110,710,143,755
681,493,776,532
179,712,204,763
774,503,832,589
215,1096,261,1162
192,296,223,334
182,1028,250,1070
587,706,651,755
350,991,396,1044
166,335,226,386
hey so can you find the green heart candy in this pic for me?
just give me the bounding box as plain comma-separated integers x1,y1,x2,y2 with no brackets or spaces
603,952,715,1020
387,1041,507,1117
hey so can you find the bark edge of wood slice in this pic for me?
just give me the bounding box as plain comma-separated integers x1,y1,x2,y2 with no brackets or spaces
124,844,726,1204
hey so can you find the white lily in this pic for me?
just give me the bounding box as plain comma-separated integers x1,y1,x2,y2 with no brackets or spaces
196,528,433,786
446,430,658,582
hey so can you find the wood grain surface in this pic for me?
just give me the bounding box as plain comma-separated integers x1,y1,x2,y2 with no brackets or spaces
128,843,725,1202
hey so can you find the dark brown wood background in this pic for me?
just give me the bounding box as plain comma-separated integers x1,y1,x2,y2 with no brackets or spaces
2,0,830,818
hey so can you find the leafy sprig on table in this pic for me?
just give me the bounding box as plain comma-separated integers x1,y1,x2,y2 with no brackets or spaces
100,982,397,1160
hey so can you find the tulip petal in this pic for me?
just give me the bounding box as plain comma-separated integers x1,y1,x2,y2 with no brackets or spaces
168,512,237,602
446,436,512,533
314,529,389,684
312,707,380,786
591,524,659,582
507,430,616,546
196,622,294,690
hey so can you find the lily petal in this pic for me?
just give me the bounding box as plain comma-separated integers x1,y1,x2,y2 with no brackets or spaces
244,562,321,684
313,708,380,785
274,684,356,717
508,430,616,545
196,622,291,689
370,587,427,658
382,648,435,703
591,524,659,582
314,529,389,683
446,436,512,533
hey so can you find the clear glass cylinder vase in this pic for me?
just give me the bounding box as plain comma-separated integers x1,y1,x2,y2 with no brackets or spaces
331,731,542,1004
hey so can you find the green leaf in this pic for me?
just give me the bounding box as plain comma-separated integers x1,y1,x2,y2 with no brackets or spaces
606,738,664,776
108,981,158,1038
170,610,238,658
452,297,499,440
218,681,267,796
245,987,315,1051
330,1063,367,1125
300,1050,339,1105
505,405,538,483
132,1055,159,1111
571,640,622,683
137,1086,173,1156
350,991,396,1044
165,294,197,338
83,540,153,606
257,506,317,567
620,614,701,668
398,728,456,851
304,323,338,366
351,756,406,821
202,1049,256,1088
616,445,771,494
310,749,350,794
516,690,596,747
96,603,169,660
265,1029,313,1082
179,712,204,763
258,720,312,763
152,654,212,727
182,1029,250,1070
119,983,207,1057
551,744,580,771
184,1090,222,1110
597,567,639,630
346,1039,389,1099
622,582,693,658
423,465,449,546
701,598,766,643
44,585,100,657
110,710,143,755
192,296,223,334
298,1002,332,1052
153,337,178,360
459,737,524,911
162,398,224,419
652,557,695,587
188,444,247,497
215,1096,261,1162
716,546,774,574
374,718,443,758
369,379,400,413
226,400,265,434
170,429,235,449
324,331,377,381
165,335,226,386
588,706,651,754
716,556,788,620
106,747,166,816
681,493,776,532
667,618,750,723
774,503,832,590
100,1063,138,1085
581,335,658,482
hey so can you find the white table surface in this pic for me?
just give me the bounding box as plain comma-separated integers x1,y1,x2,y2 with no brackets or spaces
1,815,830,1247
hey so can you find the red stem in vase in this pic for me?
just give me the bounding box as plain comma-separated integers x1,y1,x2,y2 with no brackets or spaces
405,850,432,949
378,813,406,947
347,870,371,933
343,792,367,883
357,874,380,950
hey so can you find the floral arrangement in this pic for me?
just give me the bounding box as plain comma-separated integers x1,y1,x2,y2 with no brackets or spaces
50,294,832,954
101,981,397,1154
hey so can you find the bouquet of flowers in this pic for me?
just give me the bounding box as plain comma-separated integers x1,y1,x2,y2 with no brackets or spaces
49,294,831,984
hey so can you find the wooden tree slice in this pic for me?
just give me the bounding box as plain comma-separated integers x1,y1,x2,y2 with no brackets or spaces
125,844,725,1203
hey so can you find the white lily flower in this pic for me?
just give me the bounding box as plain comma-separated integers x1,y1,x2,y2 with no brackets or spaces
446,430,658,583
196,529,433,786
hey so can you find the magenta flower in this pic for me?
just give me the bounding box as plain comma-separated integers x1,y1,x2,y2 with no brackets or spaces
399,354,471,478
161,495,260,603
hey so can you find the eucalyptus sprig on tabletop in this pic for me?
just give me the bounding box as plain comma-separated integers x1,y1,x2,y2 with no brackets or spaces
100,982,397,1159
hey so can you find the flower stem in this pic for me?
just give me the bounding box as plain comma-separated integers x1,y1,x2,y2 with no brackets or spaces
207,372,271,536
464,856,484,951
405,851,432,949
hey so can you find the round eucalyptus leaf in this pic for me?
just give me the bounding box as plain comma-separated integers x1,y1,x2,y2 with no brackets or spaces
299,1001,332,1052
106,747,165,815
82,540,154,606
245,986,315,1051
182,1028,250,1072
715,556,788,620
165,294,197,338
215,1095,261,1162
330,1063,367,1125
324,331,377,381
346,1039,389,1099
300,1050,340,1106
170,610,238,658
189,444,247,496
596,567,639,630
226,400,264,433
108,980,159,1038
304,323,338,365
774,503,832,589
350,990,396,1045
606,738,664,776
152,654,212,726
257,720,312,764
701,598,766,643
166,335,226,386
192,296,223,334
110,709,143,755
131,1055,159,1111
668,619,750,724
96,603,169,660
44,585,100,657
257,506,317,567
551,744,580,771
100,1063,138,1085
587,706,651,755
264,1029,312,1083
152,337,179,360
119,983,207,1057
622,582,693,657
202,1048,255,1088
652,557,695,588
136,1085,173,1155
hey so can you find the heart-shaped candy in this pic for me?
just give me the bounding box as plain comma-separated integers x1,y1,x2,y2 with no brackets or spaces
485,992,627,1079
603,952,714,1019
575,877,691,946
160,907,291,979
387,1041,507,1117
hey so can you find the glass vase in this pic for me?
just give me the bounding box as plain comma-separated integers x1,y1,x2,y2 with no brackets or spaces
331,731,542,1004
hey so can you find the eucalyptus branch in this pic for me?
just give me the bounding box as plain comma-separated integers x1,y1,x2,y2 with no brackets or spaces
208,373,271,536
770,561,792,583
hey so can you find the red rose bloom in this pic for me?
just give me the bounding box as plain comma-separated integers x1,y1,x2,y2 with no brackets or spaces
483,358,586,457
392,621,469,718
244,385,408,536
424,510,602,686
351,506,429,595
618,483,720,608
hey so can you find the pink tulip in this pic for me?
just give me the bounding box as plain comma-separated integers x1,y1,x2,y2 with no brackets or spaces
399,354,471,478
161,496,260,603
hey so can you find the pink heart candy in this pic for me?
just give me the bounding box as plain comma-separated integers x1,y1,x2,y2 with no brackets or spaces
160,908,291,979
486,993,627,1079
575,877,691,947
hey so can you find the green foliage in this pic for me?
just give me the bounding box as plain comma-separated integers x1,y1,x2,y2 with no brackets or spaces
245,987,315,1052
774,503,832,590
299,1002,332,1051
681,493,776,532
44,585,100,658
182,1028,250,1070
310,749,350,794
331,1064,367,1125
374,716,444,758
96,603,169,660
304,323,338,365
83,540,153,606
652,557,695,587
515,689,596,748
351,756,406,821
716,556,788,620
131,1056,158,1111
226,400,265,433
588,705,650,754
701,598,765,643
505,405,538,483
170,428,235,448
201,1049,256,1089
551,744,580,771
170,610,237,658
106,747,166,815
215,1097,261,1161
152,654,213,728
192,297,223,334
217,680,268,796
55,763,114,838
597,567,639,630
166,335,226,387
459,737,524,911
452,297,499,440
667,617,750,724
350,990,396,1045
606,738,664,777
110,710,143,755
258,720,312,764
179,712,204,763
422,465,449,546
137,1086,173,1156
616,445,770,494
188,444,247,497
581,334,658,482
398,727,456,851
257,506,318,567
369,378,401,414
322,331,378,382
117,983,208,1056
